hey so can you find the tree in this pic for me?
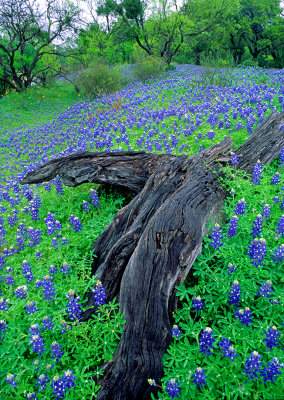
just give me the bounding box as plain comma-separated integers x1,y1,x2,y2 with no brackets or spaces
0,0,81,91
21,112,284,399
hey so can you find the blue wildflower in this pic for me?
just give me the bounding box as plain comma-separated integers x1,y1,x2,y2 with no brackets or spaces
244,351,262,381
210,223,223,250
264,326,280,350
257,280,273,298
228,280,241,306
235,307,252,327
227,215,239,237
199,327,215,355
165,378,181,399
92,280,107,306
171,325,182,339
251,160,263,185
192,367,207,389
261,357,283,384
192,296,204,312
234,198,246,215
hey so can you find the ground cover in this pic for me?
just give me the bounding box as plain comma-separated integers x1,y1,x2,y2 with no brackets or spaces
0,65,283,399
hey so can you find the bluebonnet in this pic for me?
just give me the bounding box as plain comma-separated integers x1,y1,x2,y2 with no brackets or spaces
199,327,215,355
192,367,207,389
22,260,31,274
234,198,246,215
192,296,204,312
82,200,91,211
5,373,17,386
227,215,239,237
51,375,67,399
62,370,76,389
61,237,68,245
69,215,82,232
27,227,42,247
92,280,107,306
257,280,273,297
235,307,252,327
276,215,284,237
60,319,72,334
230,152,239,165
247,238,267,267
28,324,41,336
271,172,280,185
251,160,263,185
244,351,262,381
279,146,284,165
264,326,280,350
25,301,39,315
171,325,182,339
54,177,64,195
273,195,280,203
41,275,56,302
90,189,100,207
49,265,58,275
165,378,181,399
35,279,42,288
61,261,70,274
52,237,58,247
228,280,241,306
36,372,49,391
210,223,223,250
251,214,263,238
26,392,38,400
0,298,8,311
24,271,35,284
50,341,64,363
33,360,40,371
66,290,83,320
261,357,283,384
29,334,46,356
0,319,8,340
5,274,15,286
227,262,237,274
198,145,204,152
271,244,284,264
218,337,238,361
42,316,54,330
262,203,271,219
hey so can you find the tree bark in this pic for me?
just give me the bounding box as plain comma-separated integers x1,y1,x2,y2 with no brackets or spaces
20,112,284,400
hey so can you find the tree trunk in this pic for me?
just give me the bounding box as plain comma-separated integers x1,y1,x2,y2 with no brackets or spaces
20,112,284,400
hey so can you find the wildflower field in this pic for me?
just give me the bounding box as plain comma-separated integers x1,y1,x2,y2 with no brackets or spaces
0,65,283,400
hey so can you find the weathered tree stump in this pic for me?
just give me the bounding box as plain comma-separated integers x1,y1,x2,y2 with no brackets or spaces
21,112,284,400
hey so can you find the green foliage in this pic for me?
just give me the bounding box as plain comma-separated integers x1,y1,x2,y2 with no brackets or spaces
75,64,123,98
133,55,168,82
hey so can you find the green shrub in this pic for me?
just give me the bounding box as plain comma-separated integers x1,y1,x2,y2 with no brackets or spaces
75,64,122,98
133,55,168,82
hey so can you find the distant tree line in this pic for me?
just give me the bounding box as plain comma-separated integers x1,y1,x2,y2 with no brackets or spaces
0,0,283,94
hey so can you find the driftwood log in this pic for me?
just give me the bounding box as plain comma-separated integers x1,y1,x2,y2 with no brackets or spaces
21,112,284,400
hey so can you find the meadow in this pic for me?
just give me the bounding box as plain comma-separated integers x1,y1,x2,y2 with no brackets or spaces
0,65,283,400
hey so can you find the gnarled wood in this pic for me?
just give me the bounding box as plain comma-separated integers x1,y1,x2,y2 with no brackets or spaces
20,112,284,400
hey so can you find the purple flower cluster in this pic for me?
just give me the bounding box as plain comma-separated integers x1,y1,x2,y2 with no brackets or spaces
5,373,17,386
257,280,273,297
227,215,239,237
25,301,39,315
50,341,64,363
199,327,215,355
29,334,46,356
251,160,263,185
90,189,100,207
262,203,271,219
247,238,267,267
251,214,263,238
42,316,54,330
230,152,239,165
165,378,181,399
36,374,50,392
263,326,280,350
227,262,237,274
244,351,262,380
92,280,107,306
171,325,182,339
228,280,241,306
14,285,28,299
218,337,238,361
66,289,83,320
234,198,246,215
276,215,284,237
69,215,82,232
51,371,76,399
192,296,204,312
192,367,207,389
0,319,8,340
261,357,283,385
271,172,280,185
235,307,252,327
271,244,284,264
44,213,62,236
210,223,223,250
41,275,56,302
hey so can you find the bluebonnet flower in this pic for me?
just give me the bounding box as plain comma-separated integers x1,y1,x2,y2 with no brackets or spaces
227,262,237,274
147,378,157,387
230,152,239,165
5,373,17,386
90,189,100,207
30,207,40,221
198,145,204,152
264,326,280,350
279,146,284,165
44,183,52,191
251,160,263,185
5,274,15,286
69,215,82,232
36,250,43,259
271,172,280,185
227,215,239,237
52,237,58,247
273,195,280,203
42,316,54,331
199,327,215,355
247,238,267,267
41,275,56,302
26,392,38,400
25,301,39,315
192,367,207,389
262,204,271,219
28,324,41,336
62,370,76,389
61,237,68,245
0,320,8,340
50,341,64,363
82,200,91,211
271,244,284,264
192,296,204,312
51,375,66,399
66,290,83,320
54,177,64,195
27,227,42,247
165,378,181,399
276,215,284,237
60,261,70,274
234,198,246,215
35,279,42,288
46,363,54,371
29,334,46,356
92,280,107,306
229,188,236,196
261,357,283,384
251,214,263,239
60,319,72,334
24,271,35,283
33,360,40,371
0,298,8,311
244,351,262,381
171,325,182,339
228,280,241,306
22,260,31,274
257,280,273,298
210,223,223,250
235,307,252,327
218,337,238,361
49,265,58,275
